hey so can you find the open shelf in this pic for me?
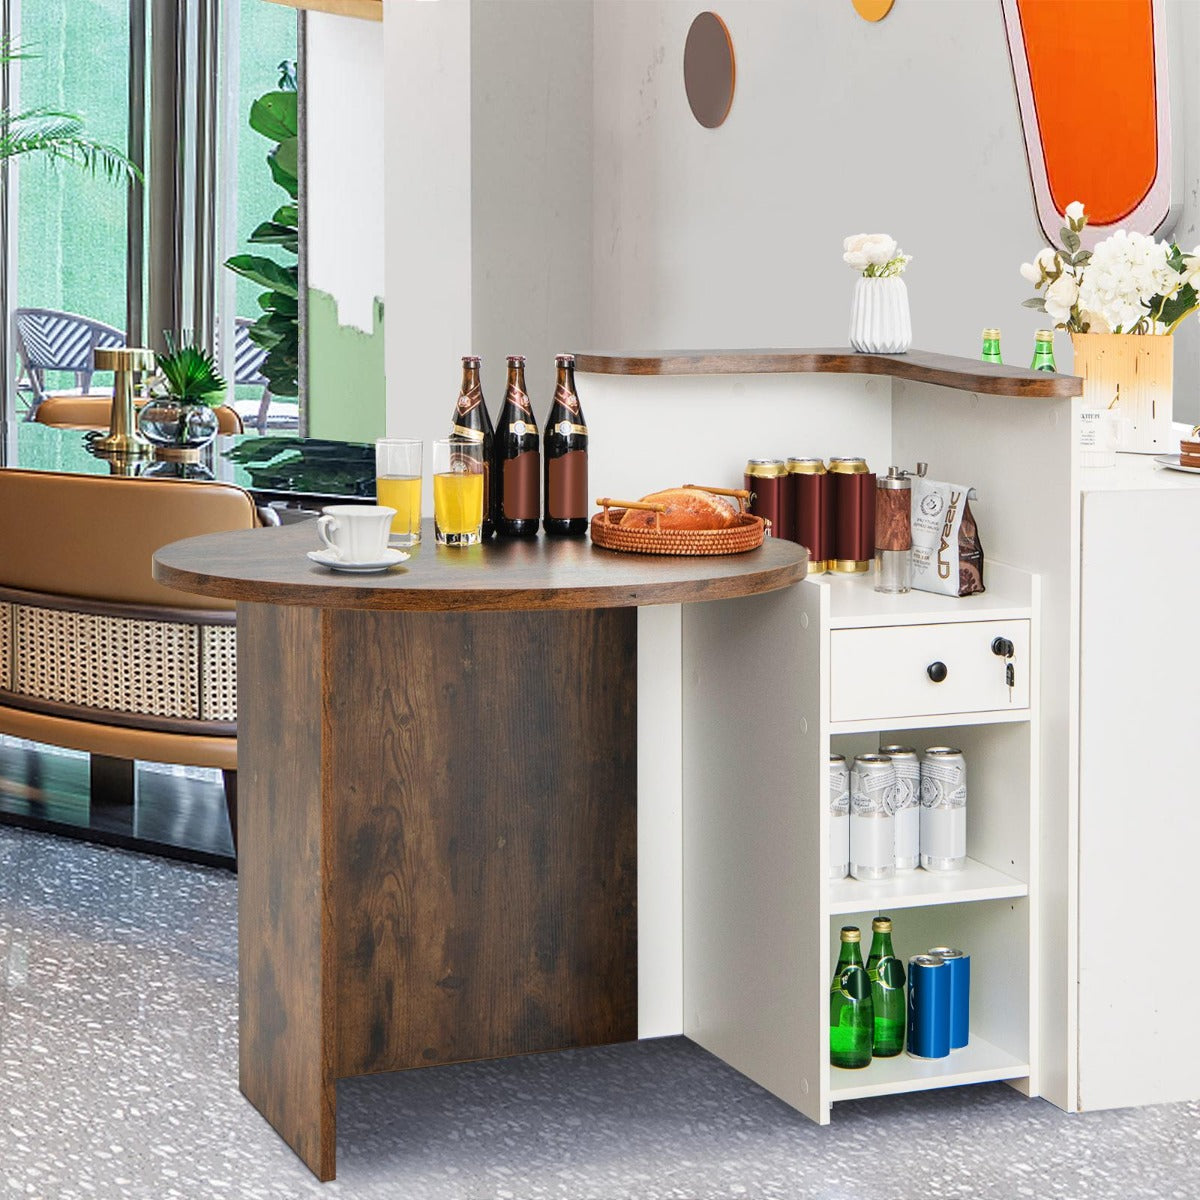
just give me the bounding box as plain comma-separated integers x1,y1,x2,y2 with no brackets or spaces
821,562,1033,630
829,858,1027,915
830,1034,1029,1102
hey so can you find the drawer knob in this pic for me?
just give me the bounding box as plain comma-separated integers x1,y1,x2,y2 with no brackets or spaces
991,637,1015,658
927,661,948,683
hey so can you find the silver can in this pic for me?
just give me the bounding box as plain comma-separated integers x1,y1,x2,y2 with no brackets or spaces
850,753,895,881
879,744,920,871
829,753,850,879
920,747,967,871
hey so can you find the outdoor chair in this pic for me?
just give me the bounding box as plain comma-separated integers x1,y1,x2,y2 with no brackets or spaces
231,316,297,434
13,307,126,417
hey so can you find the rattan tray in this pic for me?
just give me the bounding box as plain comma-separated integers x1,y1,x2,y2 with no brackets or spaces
590,488,766,556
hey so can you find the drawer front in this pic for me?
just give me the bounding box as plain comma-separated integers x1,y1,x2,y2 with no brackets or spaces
829,620,1030,723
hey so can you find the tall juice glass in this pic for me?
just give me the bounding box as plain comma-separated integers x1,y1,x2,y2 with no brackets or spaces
376,438,422,546
433,439,484,546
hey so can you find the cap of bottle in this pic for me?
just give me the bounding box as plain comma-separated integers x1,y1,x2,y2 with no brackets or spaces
1035,329,1054,343
840,926,862,942
507,354,526,366
555,353,575,366
462,355,481,367
872,917,893,932
982,327,1000,339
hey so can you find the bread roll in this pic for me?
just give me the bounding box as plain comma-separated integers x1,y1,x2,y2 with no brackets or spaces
618,487,739,531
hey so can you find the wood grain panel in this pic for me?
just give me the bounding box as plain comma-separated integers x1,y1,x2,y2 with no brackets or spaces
237,602,336,1180
154,521,806,612
325,608,638,1077
572,348,1081,397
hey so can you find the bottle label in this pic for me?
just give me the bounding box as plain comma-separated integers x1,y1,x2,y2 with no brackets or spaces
502,450,540,520
838,966,870,1002
554,384,581,416
870,955,905,991
456,384,484,417
548,448,588,520
508,387,534,418
451,424,485,443
554,420,589,437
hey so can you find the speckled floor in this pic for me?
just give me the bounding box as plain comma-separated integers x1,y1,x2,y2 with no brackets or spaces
0,826,1196,1200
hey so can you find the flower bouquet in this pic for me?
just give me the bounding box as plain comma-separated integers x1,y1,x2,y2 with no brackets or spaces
843,233,912,353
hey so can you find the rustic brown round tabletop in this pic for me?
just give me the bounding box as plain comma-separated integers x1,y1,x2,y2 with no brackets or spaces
153,518,807,611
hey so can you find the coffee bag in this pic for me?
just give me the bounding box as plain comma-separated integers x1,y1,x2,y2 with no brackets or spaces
910,477,985,597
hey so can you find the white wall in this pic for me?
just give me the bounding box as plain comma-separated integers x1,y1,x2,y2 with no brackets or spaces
471,2,593,415
382,0,473,474
306,12,385,333
590,0,1200,417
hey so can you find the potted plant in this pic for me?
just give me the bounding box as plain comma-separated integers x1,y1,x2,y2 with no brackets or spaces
137,335,228,452
843,234,912,353
1020,202,1200,452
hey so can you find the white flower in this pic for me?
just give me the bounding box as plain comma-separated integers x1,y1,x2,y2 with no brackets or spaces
843,233,899,273
1036,247,1060,275
1020,261,1041,284
1065,201,1086,223
1044,274,1079,322
1077,229,1173,331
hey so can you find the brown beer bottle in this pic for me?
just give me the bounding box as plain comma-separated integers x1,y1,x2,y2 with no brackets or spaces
543,354,588,536
494,355,540,537
450,355,495,538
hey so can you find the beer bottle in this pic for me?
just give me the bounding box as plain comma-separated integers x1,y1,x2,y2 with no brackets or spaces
543,353,589,536
866,916,906,1057
450,355,496,538
829,926,873,1069
495,354,540,537
1030,329,1057,371
981,327,1002,364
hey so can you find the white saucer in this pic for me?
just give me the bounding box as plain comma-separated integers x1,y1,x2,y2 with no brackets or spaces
1153,455,1200,475
307,548,410,573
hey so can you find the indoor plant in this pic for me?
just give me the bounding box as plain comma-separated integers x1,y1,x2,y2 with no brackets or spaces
138,335,228,451
843,234,912,353
1020,201,1200,452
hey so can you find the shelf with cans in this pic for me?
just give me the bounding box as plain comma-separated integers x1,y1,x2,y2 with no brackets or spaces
786,519,1039,1113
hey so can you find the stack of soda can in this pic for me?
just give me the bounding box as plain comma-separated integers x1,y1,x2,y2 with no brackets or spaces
908,947,971,1058
828,746,967,880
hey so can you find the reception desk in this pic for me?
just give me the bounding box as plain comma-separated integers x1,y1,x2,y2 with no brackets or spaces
154,522,806,1180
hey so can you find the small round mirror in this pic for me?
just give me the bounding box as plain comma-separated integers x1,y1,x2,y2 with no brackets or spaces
684,12,735,129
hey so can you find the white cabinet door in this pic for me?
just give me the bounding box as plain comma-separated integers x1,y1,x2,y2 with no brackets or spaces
1078,486,1200,1110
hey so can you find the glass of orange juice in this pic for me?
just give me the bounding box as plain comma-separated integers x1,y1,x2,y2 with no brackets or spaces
432,439,484,546
375,439,422,546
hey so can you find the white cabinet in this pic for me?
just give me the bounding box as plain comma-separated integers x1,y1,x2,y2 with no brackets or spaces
680,563,1040,1122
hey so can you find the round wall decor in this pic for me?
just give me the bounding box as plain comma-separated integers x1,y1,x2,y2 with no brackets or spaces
684,12,735,129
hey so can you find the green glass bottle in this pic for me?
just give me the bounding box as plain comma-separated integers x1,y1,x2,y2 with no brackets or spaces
866,916,906,1057
981,327,1002,364
829,926,874,1069
1030,329,1057,371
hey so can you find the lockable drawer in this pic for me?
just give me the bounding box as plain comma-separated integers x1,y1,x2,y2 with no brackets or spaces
829,619,1030,724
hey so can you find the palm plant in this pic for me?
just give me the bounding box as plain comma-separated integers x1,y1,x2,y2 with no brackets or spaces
0,36,139,183
154,335,228,407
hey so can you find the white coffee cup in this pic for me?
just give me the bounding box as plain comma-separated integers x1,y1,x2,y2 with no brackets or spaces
316,505,396,562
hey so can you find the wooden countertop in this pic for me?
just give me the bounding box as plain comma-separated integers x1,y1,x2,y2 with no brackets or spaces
573,347,1082,398
154,519,807,612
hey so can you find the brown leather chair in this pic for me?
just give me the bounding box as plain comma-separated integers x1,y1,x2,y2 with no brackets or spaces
34,394,245,435
0,469,265,848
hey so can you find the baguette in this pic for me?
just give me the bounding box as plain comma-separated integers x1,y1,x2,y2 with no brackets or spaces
618,487,739,531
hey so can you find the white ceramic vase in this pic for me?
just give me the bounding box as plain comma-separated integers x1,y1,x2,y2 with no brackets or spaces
848,275,912,354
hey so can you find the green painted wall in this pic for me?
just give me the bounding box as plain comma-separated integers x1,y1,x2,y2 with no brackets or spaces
306,289,385,442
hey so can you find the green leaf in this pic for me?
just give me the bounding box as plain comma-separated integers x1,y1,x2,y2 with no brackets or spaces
1156,282,1198,328
248,220,298,251
1062,228,1081,253
249,91,298,141
224,254,299,298
257,291,298,316
272,136,298,181
1022,297,1048,310
267,150,298,198
272,203,298,227
154,340,227,403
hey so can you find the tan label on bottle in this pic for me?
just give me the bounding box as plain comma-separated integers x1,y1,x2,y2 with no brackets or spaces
554,384,581,416
548,449,588,519
451,424,485,443
502,450,540,520
456,384,483,417
553,420,588,437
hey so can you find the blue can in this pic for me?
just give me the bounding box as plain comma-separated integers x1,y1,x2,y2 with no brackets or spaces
907,954,951,1058
928,946,970,1049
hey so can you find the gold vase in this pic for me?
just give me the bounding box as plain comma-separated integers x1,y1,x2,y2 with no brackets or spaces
1070,332,1173,455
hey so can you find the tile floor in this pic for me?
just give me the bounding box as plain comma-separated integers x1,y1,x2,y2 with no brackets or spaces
0,826,1196,1200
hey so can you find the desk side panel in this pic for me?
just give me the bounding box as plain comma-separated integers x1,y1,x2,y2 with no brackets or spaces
237,602,336,1180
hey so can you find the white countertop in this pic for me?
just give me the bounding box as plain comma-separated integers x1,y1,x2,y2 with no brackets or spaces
1081,443,1200,493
